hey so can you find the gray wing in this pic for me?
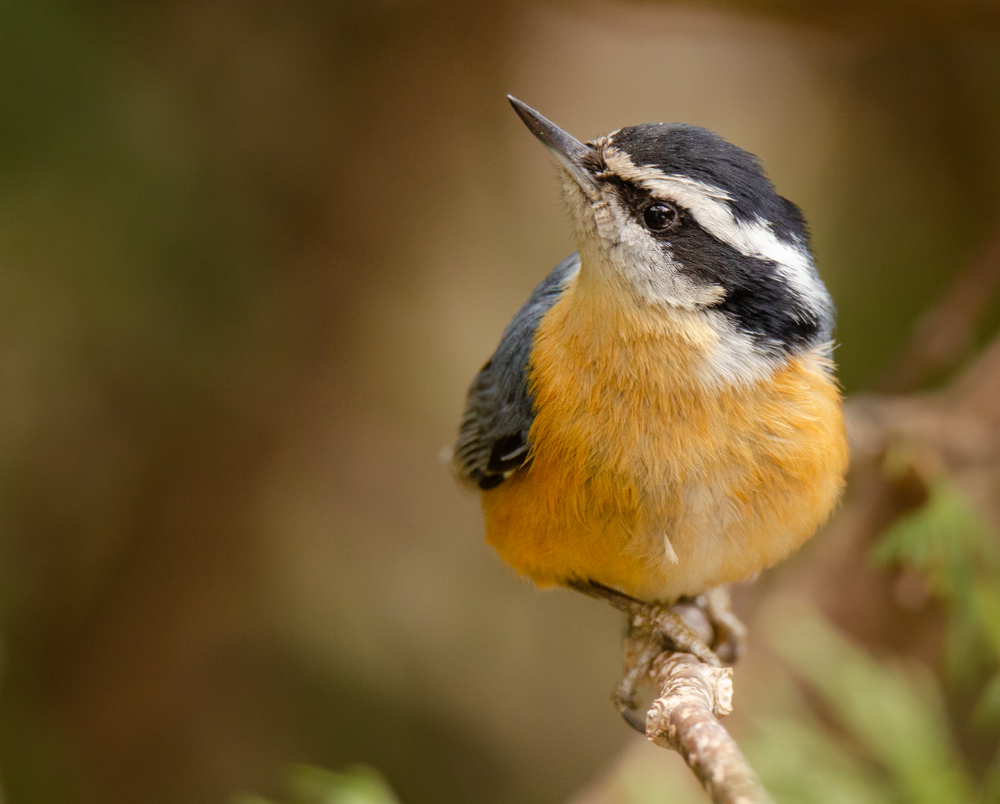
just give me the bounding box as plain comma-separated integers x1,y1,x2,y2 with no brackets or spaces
454,253,580,490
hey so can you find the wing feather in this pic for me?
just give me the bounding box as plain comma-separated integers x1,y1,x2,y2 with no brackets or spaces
453,254,580,490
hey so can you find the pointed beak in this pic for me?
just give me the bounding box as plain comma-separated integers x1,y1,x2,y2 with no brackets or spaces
508,95,600,201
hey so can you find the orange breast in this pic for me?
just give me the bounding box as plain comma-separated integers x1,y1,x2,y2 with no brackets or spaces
480,281,848,602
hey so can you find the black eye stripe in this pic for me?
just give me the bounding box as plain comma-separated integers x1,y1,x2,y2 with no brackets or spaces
605,177,681,227
579,148,606,175
666,221,827,353
605,177,649,210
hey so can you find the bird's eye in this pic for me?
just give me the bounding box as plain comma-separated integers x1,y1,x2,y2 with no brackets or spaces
643,203,679,232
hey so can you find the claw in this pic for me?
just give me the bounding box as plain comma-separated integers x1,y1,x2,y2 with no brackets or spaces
619,707,647,734
614,640,660,711
703,586,747,664
614,640,660,734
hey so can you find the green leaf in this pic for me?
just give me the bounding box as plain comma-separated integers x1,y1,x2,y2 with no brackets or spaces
873,479,1000,672
764,602,977,804
872,481,998,591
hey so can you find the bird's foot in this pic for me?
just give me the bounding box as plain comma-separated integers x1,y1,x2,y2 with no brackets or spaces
631,600,722,666
699,585,747,664
569,580,746,732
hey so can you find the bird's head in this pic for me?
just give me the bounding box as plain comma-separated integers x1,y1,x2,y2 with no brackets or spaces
508,96,834,379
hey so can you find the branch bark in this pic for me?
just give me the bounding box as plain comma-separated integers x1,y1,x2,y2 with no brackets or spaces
644,652,774,804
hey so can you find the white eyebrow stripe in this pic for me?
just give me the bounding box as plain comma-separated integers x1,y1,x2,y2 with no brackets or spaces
602,149,830,320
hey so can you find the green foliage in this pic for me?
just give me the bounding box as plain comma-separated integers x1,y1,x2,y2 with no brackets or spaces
763,605,976,804
873,479,1000,668
236,765,400,804
872,475,1000,767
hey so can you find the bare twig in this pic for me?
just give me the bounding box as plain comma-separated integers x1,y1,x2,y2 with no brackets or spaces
643,653,774,804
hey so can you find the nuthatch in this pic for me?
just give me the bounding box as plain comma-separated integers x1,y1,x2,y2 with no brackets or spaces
454,97,848,678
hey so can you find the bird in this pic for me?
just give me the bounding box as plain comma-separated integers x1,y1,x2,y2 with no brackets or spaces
453,96,849,676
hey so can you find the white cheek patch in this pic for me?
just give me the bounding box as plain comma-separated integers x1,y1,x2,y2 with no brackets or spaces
611,212,724,310
565,176,723,311
698,310,781,388
602,151,830,320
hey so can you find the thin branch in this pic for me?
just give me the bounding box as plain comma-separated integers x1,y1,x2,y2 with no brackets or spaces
644,652,774,804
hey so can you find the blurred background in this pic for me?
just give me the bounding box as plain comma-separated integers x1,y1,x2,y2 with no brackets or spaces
3,1,1000,802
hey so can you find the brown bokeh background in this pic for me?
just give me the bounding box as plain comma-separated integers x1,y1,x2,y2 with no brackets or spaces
2,1,1000,802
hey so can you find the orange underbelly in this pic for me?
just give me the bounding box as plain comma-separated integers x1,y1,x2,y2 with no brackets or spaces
481,318,848,602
